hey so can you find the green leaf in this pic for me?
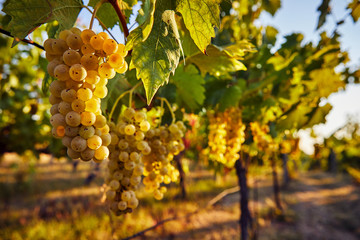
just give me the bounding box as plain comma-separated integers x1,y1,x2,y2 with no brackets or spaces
128,0,181,104
262,0,281,16
176,0,220,53
186,45,247,78
303,103,332,128
42,72,52,95
218,84,243,111
172,64,205,111
348,0,360,22
316,0,331,29
267,52,298,71
89,0,119,29
136,0,156,41
3,0,82,39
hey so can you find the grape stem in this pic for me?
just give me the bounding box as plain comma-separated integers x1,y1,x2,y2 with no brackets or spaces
89,0,106,30
82,5,119,43
108,0,129,40
108,82,142,122
157,97,176,124
0,28,44,50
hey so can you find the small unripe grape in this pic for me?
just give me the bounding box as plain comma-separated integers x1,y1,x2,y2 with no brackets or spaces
142,146,151,155
61,88,77,102
66,33,83,50
81,54,99,70
109,179,120,190
58,101,72,115
118,139,129,150
94,146,109,160
121,191,131,201
44,39,55,53
129,152,140,162
71,136,87,152
65,126,79,137
81,111,96,126
153,189,164,200
110,133,119,145
79,125,95,139
99,124,110,135
134,111,146,123
47,59,62,77
118,201,127,210
140,121,150,132
125,161,135,170
67,147,81,159
135,131,145,141
54,64,70,81
80,29,96,44
70,64,87,81
85,70,100,84
124,124,136,135
118,151,129,162
130,175,141,186
71,99,86,112
77,88,93,101
94,115,107,128
136,141,148,151
127,197,139,209
90,35,104,50
112,171,123,181
50,113,66,127
65,111,81,127
87,135,102,150
98,62,116,79
103,39,118,54
63,49,81,66
81,148,95,161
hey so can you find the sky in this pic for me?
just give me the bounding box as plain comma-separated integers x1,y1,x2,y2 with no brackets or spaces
259,0,360,154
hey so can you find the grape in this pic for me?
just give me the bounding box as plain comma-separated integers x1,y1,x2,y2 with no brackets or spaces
140,121,150,132
80,29,96,44
58,101,72,115
93,85,108,98
63,49,81,66
67,147,81,159
50,103,59,115
118,201,127,211
94,115,107,128
71,99,86,112
85,70,100,84
81,54,99,70
65,111,81,127
81,43,95,55
124,124,136,135
70,64,87,81
108,53,124,68
61,88,77,102
109,180,120,190
50,113,66,127
106,190,116,200
103,39,118,54
49,80,66,97
81,111,96,126
134,111,146,123
52,39,68,54
59,30,72,41
62,136,73,148
54,64,70,81
98,32,110,40
135,131,145,141
99,124,110,135
115,61,128,74
83,82,96,91
124,161,135,170
65,126,79,137
127,198,139,209
71,136,87,152
116,43,128,57
79,125,95,139
153,189,163,200
44,39,55,53
66,33,83,50
87,135,102,150
97,77,108,86
47,59,62,77
101,133,111,146
98,62,116,79
90,35,104,50
85,98,100,112
77,88,93,101
65,80,83,90
70,27,82,35
94,146,109,160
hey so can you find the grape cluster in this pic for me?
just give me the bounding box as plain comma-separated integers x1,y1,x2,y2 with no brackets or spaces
105,108,150,215
45,27,128,162
142,121,186,200
204,107,245,167
249,122,273,152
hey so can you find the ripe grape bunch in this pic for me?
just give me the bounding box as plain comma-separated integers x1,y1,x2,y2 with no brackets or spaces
105,107,150,215
46,27,128,162
142,120,186,200
205,107,245,167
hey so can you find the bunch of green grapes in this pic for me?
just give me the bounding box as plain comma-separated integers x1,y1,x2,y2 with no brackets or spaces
203,107,245,167
142,121,186,200
105,107,150,215
249,122,273,152
45,27,128,162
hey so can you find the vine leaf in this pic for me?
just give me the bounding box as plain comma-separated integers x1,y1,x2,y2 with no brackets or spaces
262,0,281,16
172,64,205,111
316,0,331,29
348,0,360,23
89,0,119,29
136,0,156,41
187,44,247,78
176,0,220,54
128,0,181,104
2,0,82,39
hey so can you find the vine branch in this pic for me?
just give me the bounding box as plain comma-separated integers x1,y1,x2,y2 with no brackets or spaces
0,28,44,50
108,0,129,39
